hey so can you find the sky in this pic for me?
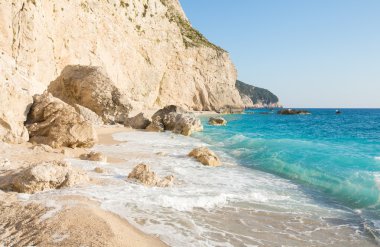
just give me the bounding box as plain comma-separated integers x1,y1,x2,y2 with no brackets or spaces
181,0,380,108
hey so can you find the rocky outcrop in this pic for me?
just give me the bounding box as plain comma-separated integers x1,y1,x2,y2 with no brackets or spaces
208,117,227,126
0,0,243,114
48,65,131,124
236,80,281,108
0,161,88,194
74,104,104,125
146,105,203,136
124,113,151,129
0,51,45,143
188,147,221,167
80,152,107,162
26,92,97,148
127,163,174,187
278,109,311,115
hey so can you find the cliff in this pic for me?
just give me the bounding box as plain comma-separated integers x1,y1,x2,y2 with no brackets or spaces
0,0,244,143
235,80,281,108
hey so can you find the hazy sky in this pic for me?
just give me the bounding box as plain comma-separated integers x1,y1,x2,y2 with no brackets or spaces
181,0,380,108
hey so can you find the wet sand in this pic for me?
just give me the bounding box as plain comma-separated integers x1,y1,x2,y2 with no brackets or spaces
0,127,167,247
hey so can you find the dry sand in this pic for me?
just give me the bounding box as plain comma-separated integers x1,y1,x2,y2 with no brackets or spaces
0,127,167,247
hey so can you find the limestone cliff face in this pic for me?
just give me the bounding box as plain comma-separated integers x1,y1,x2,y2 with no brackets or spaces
0,0,243,113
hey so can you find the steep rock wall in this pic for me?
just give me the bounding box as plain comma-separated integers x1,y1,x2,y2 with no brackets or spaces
0,0,243,112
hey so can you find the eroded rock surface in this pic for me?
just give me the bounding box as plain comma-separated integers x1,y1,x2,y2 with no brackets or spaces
124,113,151,129
74,104,104,125
146,105,203,136
0,160,88,193
188,147,221,167
48,65,131,124
127,163,174,187
26,92,98,148
208,117,227,126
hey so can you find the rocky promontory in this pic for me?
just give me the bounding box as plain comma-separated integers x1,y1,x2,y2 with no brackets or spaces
236,80,282,108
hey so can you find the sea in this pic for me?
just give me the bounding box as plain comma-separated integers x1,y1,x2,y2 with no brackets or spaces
27,108,380,246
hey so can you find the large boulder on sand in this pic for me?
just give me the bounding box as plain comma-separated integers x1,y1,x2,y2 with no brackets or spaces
127,163,174,187
48,65,132,124
26,92,98,148
146,105,203,136
0,161,88,194
188,147,221,167
208,117,227,126
124,113,151,129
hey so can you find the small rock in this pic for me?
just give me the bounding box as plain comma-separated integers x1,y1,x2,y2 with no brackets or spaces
127,163,174,187
94,167,105,173
0,161,88,193
157,175,175,187
79,152,107,162
124,113,151,129
188,147,221,167
208,117,227,126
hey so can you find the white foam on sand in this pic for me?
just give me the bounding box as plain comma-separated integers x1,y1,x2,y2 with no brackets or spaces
28,131,374,246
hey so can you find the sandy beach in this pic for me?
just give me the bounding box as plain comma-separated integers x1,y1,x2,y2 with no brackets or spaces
0,126,167,247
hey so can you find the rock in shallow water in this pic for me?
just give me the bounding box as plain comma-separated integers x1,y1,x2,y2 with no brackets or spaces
1,161,88,194
80,152,107,162
277,109,311,115
127,163,174,187
208,117,227,126
26,92,98,148
146,105,203,136
188,147,221,167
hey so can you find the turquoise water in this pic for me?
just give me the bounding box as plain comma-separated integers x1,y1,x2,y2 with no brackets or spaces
195,109,380,230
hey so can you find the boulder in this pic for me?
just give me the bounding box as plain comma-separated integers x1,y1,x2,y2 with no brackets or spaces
208,117,227,126
48,65,132,124
80,152,107,162
146,105,203,136
124,113,151,129
74,104,104,125
26,92,98,148
188,147,221,167
1,161,88,194
277,109,311,115
127,163,174,187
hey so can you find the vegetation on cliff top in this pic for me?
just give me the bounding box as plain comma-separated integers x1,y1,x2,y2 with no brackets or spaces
160,0,225,53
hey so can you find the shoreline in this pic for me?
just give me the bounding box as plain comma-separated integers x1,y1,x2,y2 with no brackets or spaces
0,126,167,247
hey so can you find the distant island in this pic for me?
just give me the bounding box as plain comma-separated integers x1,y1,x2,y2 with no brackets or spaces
236,80,282,108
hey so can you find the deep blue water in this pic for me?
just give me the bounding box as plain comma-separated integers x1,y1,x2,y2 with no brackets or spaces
195,109,380,221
